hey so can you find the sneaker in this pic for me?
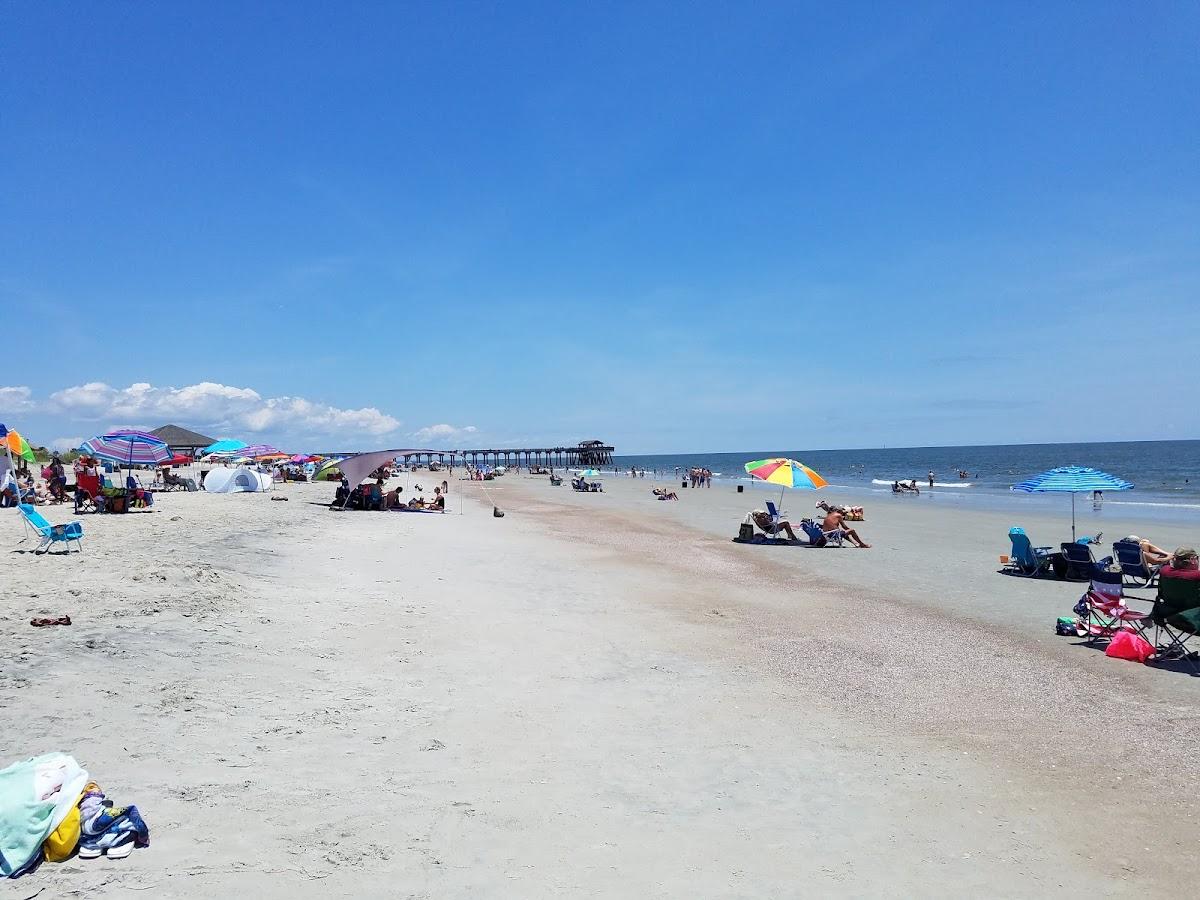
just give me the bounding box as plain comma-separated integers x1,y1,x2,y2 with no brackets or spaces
77,832,135,859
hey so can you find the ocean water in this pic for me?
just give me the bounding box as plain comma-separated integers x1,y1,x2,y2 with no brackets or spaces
609,440,1200,522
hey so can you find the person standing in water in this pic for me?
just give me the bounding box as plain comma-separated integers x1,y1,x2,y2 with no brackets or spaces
928,471,935,488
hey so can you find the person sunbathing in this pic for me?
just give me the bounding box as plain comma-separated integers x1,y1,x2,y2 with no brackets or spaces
751,509,798,541
406,496,427,509
652,488,678,500
820,509,871,548
1127,535,1171,568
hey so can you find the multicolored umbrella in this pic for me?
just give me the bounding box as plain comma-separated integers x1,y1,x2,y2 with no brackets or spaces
1012,465,1133,540
744,458,828,490
79,430,171,467
744,457,829,514
5,431,35,463
239,444,283,458
0,423,36,463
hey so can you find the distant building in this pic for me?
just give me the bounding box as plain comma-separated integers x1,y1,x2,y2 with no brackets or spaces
151,424,217,457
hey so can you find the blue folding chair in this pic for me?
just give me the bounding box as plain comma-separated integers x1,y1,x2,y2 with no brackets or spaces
17,504,84,554
1006,527,1055,576
1113,539,1159,588
1059,541,1099,581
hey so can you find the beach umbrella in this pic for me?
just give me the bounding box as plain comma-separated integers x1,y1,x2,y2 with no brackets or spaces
239,443,282,458
79,429,171,485
255,452,290,462
579,468,601,479
202,438,247,456
1012,466,1133,540
744,457,829,512
80,430,171,468
3,429,36,463
0,423,33,483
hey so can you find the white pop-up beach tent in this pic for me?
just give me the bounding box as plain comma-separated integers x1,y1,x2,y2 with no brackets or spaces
203,466,273,493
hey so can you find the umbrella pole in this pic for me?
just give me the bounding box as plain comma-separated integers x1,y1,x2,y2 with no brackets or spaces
4,441,16,499
1071,492,1076,541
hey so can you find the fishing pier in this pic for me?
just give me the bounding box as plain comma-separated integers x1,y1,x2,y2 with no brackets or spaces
400,440,614,470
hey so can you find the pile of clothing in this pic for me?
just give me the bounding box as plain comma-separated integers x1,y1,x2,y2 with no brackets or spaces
0,753,149,878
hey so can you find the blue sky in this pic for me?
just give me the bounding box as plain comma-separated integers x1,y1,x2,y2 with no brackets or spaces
2,2,1197,453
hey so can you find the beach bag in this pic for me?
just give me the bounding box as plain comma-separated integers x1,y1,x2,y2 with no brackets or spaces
43,802,82,862
1105,630,1155,663
738,523,754,542
1055,617,1080,636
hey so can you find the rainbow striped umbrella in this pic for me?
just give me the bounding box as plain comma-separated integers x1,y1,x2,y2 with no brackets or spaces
744,458,828,490
745,457,828,515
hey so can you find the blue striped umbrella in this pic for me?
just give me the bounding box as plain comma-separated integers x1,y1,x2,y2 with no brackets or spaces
1012,466,1133,540
80,430,172,468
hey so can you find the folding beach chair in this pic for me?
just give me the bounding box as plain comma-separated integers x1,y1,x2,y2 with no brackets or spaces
1005,527,1055,577
761,501,807,542
1060,541,1098,581
1074,566,1151,644
1147,568,1200,669
74,472,102,513
16,504,84,554
1113,539,1160,588
797,515,846,548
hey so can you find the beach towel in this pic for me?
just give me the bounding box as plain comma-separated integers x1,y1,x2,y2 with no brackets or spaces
78,783,149,855
0,753,89,877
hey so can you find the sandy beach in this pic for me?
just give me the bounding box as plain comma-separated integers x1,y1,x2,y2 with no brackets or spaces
3,472,1197,897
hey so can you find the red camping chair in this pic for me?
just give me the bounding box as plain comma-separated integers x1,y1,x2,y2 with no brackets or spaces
1076,574,1151,644
74,472,102,513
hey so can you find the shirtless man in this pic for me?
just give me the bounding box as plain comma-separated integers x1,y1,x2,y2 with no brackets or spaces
821,508,871,548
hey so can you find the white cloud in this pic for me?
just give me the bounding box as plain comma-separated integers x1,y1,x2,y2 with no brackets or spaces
413,423,479,445
50,436,85,452
47,381,400,438
0,386,35,413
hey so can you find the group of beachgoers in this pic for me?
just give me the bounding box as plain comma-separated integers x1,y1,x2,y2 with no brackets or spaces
748,503,871,548
334,476,448,512
687,468,713,488
1,453,69,507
